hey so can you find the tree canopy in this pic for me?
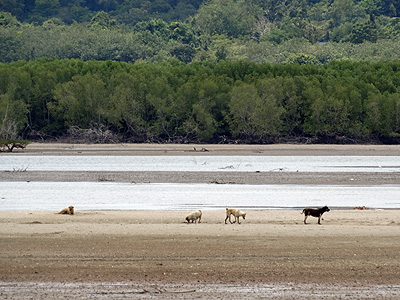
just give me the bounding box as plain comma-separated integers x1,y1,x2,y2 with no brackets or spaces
2,1,400,144
1,59,400,144
1,1,400,64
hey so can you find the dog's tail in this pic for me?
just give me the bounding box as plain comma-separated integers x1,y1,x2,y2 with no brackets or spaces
301,209,305,214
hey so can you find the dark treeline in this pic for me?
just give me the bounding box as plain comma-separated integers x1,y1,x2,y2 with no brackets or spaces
1,59,400,144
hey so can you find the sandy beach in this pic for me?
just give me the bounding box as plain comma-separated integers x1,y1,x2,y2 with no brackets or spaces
10,142,400,156
1,143,400,299
1,209,400,299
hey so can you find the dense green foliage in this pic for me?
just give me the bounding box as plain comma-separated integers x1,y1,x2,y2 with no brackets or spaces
2,0,400,26
1,1,400,144
1,59,400,143
1,1,400,64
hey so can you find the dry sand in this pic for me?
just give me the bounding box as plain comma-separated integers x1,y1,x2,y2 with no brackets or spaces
10,142,400,156
1,143,400,299
1,209,400,299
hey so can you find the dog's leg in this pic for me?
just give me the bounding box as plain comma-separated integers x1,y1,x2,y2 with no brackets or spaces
318,215,321,225
304,215,308,224
237,216,241,224
225,215,229,224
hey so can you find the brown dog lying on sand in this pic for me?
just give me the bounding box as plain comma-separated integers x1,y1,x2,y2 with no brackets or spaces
58,206,75,215
354,206,367,210
185,210,202,223
302,206,330,224
225,207,246,224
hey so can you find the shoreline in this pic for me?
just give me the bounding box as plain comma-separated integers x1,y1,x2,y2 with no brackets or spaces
8,142,400,156
1,209,400,298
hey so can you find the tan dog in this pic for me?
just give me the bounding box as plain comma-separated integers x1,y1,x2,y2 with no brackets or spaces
58,206,75,215
185,210,202,223
225,207,246,224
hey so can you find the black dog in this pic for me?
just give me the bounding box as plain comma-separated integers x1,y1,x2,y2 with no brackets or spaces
302,206,330,224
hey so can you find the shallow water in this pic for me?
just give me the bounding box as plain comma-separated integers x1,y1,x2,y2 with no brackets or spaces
2,155,400,172
2,155,400,210
1,182,399,210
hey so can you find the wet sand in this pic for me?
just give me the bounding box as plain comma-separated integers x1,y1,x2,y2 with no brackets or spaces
1,143,400,299
3,170,400,186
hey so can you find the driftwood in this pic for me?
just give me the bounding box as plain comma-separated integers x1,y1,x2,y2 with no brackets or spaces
0,140,28,152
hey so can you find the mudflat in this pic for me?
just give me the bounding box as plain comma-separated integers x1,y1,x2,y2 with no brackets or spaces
1,143,400,299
